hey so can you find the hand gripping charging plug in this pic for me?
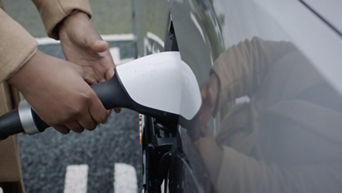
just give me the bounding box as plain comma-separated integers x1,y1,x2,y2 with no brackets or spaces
0,52,202,139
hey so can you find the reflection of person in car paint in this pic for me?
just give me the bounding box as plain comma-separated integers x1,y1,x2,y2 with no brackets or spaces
191,37,342,192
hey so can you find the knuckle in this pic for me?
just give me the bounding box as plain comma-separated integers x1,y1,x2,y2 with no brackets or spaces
100,116,107,124
72,128,84,133
102,113,110,123
81,90,96,103
82,118,97,131
68,105,82,117
55,126,70,134
96,113,107,123
89,121,97,130
85,125,96,131
97,111,108,124
54,115,69,125
98,118,106,125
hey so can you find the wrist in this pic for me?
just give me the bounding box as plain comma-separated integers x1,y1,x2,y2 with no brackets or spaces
8,51,42,90
66,10,90,21
58,10,90,37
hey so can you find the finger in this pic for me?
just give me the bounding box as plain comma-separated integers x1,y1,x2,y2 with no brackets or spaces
84,73,98,84
105,65,115,80
83,29,102,49
53,125,70,134
208,86,215,104
78,111,97,131
101,51,116,80
65,121,84,133
71,63,84,76
89,94,109,124
91,40,108,53
114,108,121,113
200,84,208,100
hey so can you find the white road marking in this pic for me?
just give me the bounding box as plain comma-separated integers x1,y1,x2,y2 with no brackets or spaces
0,187,3,193
35,34,135,45
64,164,88,193
114,163,138,193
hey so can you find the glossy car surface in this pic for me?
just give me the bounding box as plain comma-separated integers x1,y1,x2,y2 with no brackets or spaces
133,0,342,192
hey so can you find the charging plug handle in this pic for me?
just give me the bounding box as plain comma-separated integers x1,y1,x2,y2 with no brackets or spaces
0,70,132,140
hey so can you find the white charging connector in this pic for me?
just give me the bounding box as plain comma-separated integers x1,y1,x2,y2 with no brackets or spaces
117,51,202,120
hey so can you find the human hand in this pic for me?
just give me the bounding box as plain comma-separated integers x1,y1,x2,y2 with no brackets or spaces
8,51,109,134
58,11,115,84
198,73,219,134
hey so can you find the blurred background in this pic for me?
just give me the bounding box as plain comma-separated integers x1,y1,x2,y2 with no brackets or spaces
2,0,133,36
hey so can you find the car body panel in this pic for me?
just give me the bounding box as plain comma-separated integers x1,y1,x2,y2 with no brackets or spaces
302,0,342,34
133,0,342,192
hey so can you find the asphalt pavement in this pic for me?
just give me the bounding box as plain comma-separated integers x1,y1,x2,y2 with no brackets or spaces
18,109,142,193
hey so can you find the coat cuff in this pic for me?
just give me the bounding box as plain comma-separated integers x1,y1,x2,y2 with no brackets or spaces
33,0,92,39
0,9,37,82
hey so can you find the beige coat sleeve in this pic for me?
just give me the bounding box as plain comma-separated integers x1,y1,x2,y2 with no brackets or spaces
212,37,293,109
32,0,92,39
0,0,92,81
0,9,37,82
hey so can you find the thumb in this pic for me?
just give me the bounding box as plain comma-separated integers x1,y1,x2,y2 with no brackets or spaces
208,86,216,105
201,84,208,100
91,40,108,53
105,68,115,80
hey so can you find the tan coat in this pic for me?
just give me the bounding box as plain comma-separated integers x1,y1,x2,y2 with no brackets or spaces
0,1,91,192
212,37,342,192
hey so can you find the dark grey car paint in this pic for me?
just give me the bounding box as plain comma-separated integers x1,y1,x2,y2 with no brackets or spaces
133,0,342,192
